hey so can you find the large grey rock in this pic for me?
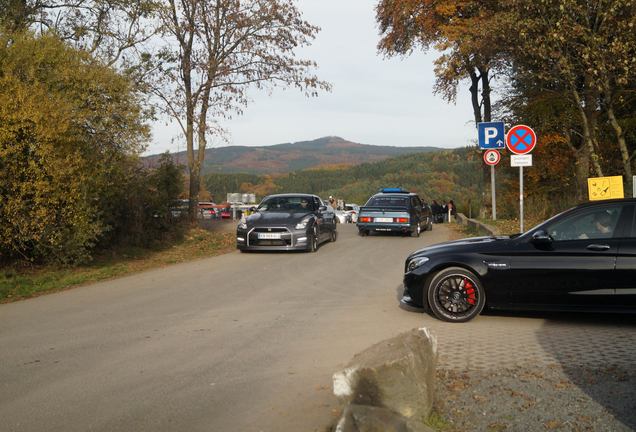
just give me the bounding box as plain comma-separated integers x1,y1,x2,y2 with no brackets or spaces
333,328,438,423
335,404,435,432
335,404,408,432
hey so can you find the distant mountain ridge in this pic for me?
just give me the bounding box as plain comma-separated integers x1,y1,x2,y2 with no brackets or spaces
143,136,443,175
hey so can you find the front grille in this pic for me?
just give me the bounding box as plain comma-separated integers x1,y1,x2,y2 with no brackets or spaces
247,227,293,247
253,227,288,233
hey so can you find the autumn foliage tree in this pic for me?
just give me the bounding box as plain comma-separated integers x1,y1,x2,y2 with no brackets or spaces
0,32,149,263
151,0,330,220
503,0,636,196
0,0,159,68
376,0,504,124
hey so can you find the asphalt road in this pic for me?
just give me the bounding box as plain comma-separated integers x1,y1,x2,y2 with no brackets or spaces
0,223,449,432
2,223,635,432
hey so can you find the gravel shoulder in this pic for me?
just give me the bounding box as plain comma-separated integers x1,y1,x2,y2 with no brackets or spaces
435,364,636,432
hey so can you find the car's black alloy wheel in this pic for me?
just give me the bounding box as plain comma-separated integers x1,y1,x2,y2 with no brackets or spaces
308,229,318,252
427,267,485,322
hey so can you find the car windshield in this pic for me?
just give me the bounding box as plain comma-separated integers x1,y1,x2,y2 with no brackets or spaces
366,196,408,207
258,196,316,212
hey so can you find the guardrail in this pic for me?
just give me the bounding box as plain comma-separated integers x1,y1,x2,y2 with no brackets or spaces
455,213,498,236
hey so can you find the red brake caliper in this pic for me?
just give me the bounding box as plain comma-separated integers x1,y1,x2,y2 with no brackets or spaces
463,278,476,305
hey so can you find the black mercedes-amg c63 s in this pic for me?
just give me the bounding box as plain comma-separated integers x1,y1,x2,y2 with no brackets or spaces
402,199,636,322
237,194,337,252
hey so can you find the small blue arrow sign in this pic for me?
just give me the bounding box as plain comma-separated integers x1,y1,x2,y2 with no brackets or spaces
478,122,505,149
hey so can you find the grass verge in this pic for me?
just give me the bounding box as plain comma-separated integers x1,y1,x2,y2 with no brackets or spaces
0,228,235,303
475,217,542,236
447,216,543,239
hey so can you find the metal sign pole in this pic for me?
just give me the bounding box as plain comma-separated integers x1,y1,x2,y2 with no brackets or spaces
519,166,524,232
491,165,497,221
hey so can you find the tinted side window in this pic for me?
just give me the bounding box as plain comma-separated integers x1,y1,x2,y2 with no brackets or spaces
546,205,622,241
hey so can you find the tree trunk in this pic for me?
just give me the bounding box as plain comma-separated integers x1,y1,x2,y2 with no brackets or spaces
195,86,212,210
479,67,491,122
185,73,198,221
469,70,482,125
571,87,603,177
573,142,591,201
173,0,198,222
604,81,633,197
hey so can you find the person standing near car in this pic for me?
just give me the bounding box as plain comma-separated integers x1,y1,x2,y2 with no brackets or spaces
431,200,441,223
446,200,456,223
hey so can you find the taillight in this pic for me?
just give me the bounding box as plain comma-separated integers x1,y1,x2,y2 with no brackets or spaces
395,217,409,223
359,216,372,223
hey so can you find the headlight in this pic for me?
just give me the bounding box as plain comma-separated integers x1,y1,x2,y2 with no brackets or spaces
407,257,429,272
295,217,312,230
238,222,247,230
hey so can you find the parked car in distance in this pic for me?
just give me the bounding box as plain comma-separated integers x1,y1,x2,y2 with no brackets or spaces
357,188,432,237
334,209,350,224
236,194,337,252
344,204,360,223
198,202,217,219
402,198,636,323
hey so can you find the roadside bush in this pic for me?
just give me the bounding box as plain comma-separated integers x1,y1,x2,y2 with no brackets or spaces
0,31,149,265
100,153,185,249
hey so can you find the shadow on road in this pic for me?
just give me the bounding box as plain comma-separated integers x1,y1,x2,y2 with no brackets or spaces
532,313,636,430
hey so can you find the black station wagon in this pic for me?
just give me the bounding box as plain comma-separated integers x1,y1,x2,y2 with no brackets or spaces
357,188,433,237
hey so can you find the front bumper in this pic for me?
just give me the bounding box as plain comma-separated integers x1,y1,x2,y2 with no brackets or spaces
400,289,424,309
401,269,431,308
236,226,309,251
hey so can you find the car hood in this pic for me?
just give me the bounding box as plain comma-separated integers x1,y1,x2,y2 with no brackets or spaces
246,211,312,226
408,235,513,259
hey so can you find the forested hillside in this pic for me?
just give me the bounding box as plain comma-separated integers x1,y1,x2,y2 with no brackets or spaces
145,136,442,175
205,148,484,215
205,138,580,220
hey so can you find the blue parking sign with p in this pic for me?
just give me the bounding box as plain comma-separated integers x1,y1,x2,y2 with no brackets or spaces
478,122,505,149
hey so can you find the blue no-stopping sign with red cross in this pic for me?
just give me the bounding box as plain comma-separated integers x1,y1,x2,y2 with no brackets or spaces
506,125,537,155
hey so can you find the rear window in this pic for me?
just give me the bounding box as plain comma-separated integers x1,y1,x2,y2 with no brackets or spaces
366,196,409,207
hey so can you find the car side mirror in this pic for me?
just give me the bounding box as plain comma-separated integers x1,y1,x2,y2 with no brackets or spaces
319,205,327,212
249,207,257,212
531,230,552,244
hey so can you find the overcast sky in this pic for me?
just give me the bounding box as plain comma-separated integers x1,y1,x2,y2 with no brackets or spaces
146,0,477,155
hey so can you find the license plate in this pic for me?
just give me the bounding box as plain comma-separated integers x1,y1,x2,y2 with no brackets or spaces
374,217,393,223
258,233,282,240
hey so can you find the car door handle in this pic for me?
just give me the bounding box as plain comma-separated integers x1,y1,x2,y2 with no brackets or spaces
586,244,611,251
